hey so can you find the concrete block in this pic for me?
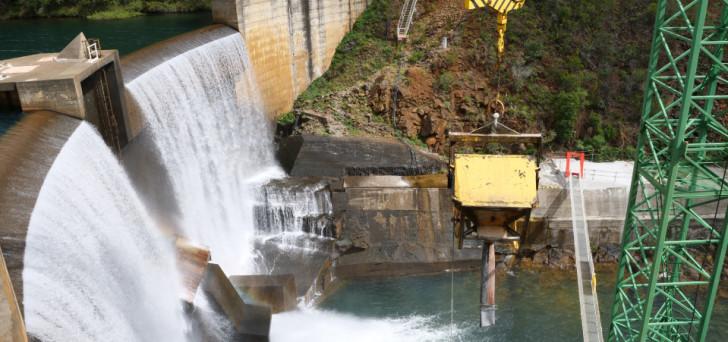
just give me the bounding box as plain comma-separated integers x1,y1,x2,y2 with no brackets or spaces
16,79,83,118
347,188,417,211
201,263,271,339
230,274,297,313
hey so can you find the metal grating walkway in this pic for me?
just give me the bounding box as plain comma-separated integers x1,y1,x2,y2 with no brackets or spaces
568,176,604,342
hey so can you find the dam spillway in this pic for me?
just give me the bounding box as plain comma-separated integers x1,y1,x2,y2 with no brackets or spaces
22,123,186,342
125,27,281,275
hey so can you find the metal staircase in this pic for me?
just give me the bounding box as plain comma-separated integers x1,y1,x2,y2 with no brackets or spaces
567,152,604,342
396,0,418,41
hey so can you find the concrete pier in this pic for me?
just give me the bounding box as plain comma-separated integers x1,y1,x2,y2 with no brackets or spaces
0,34,129,151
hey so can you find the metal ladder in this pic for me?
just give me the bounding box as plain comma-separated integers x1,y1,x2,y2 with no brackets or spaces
568,175,604,342
396,0,418,41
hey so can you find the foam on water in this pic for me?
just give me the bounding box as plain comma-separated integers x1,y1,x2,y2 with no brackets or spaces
271,308,458,342
22,123,187,342
125,32,283,275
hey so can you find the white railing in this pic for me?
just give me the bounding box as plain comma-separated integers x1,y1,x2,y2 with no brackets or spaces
86,42,99,62
569,175,605,342
397,0,418,40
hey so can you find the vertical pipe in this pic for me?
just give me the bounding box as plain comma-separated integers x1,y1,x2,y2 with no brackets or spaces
480,241,496,327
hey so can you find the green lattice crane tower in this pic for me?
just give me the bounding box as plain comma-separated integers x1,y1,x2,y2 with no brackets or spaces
608,1,728,341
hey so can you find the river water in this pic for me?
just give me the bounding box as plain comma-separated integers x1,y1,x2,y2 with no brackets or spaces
0,12,211,60
320,270,728,341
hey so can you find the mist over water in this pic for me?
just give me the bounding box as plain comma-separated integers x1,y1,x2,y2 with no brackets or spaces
22,123,187,342
271,307,456,342
125,31,282,275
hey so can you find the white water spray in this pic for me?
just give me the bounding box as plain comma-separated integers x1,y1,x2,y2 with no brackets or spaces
255,180,333,251
271,308,458,342
22,123,187,342
126,32,283,275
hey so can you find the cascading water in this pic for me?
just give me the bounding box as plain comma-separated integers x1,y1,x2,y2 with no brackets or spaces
125,31,283,275
122,27,453,342
22,123,186,342
255,179,334,251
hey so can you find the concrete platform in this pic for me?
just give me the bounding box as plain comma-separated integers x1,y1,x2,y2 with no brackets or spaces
200,263,271,339
0,34,130,150
230,274,297,313
0,51,119,119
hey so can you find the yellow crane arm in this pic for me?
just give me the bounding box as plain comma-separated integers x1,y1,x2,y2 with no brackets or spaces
465,0,526,58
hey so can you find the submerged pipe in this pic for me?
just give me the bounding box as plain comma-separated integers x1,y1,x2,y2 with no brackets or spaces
480,242,496,327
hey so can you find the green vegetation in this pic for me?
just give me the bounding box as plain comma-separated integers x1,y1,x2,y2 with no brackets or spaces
436,72,455,93
276,111,297,126
0,0,210,19
87,7,143,20
289,0,656,161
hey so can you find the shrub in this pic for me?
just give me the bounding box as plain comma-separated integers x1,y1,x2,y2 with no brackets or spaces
436,72,455,93
552,88,587,144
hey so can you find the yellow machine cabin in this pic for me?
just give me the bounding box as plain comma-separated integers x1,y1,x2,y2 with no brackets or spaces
448,131,542,327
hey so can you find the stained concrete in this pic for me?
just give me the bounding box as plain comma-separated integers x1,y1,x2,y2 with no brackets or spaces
277,135,445,176
0,245,26,342
213,0,369,118
336,184,482,266
230,274,297,313
0,111,81,311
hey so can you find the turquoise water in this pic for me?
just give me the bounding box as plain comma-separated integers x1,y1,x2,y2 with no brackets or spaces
0,12,212,60
321,270,728,341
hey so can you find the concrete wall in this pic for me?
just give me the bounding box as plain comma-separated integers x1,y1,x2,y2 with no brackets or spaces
334,185,481,266
529,185,629,250
0,245,26,342
213,0,369,118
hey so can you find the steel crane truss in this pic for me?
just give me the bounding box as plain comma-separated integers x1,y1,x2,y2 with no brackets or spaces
609,1,728,341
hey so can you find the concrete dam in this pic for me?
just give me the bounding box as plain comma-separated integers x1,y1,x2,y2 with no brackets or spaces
0,1,371,340
1,1,727,341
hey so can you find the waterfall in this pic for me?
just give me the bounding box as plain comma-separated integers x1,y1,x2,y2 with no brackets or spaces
125,31,283,275
255,179,334,251
22,123,187,342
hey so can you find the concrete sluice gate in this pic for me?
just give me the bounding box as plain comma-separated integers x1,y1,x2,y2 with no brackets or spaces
0,1,371,341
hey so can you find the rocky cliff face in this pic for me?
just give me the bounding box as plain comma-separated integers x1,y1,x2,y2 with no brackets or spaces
286,0,658,159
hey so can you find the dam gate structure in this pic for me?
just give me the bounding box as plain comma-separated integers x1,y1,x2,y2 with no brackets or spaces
0,33,129,152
